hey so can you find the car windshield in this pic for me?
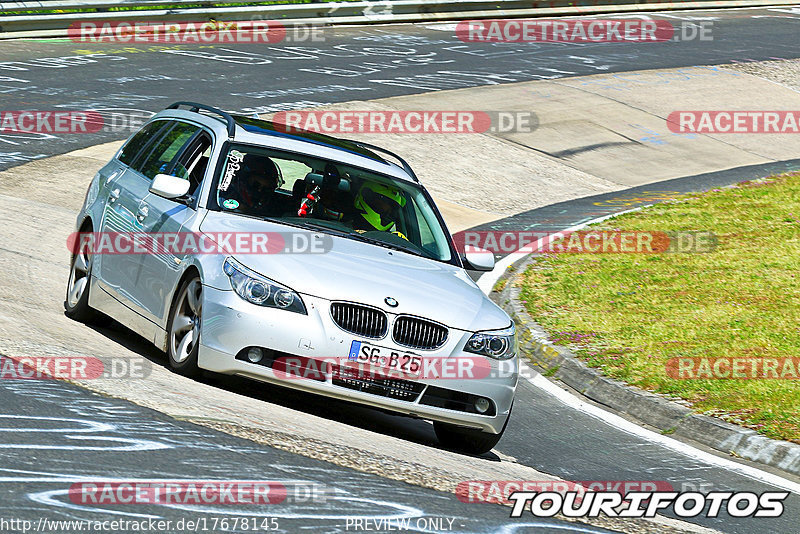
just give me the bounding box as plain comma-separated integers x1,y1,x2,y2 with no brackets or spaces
214,144,453,262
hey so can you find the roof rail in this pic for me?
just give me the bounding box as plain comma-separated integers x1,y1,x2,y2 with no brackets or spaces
352,141,419,182
167,101,236,138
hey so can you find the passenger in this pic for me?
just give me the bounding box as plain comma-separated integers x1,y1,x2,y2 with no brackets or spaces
239,155,283,216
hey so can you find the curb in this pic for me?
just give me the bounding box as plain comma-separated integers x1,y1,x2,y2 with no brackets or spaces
491,255,800,479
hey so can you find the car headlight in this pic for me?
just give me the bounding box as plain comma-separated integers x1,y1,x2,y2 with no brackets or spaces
464,325,516,360
223,257,306,314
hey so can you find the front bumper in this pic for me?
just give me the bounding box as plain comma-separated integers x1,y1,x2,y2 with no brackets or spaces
198,286,517,434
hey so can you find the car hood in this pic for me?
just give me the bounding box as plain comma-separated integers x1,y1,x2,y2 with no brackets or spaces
200,212,510,331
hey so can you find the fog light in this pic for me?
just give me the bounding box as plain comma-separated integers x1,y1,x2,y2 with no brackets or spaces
247,347,264,363
474,397,491,414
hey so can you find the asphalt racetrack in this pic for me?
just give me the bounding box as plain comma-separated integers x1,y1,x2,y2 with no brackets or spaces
1,6,800,534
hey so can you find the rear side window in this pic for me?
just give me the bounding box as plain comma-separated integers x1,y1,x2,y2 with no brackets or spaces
137,122,201,180
117,121,167,167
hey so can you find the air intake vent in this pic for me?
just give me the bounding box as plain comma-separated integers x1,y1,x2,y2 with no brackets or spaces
330,302,388,339
332,365,425,401
392,316,448,350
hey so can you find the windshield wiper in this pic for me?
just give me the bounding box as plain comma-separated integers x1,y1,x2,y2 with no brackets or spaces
258,216,435,259
345,232,435,259
250,216,345,235
290,221,413,253
290,220,355,238
229,214,354,238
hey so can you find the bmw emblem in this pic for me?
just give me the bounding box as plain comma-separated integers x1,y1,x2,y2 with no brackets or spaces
385,297,398,308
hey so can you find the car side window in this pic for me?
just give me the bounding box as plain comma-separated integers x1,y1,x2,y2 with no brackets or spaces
136,122,201,180
272,158,312,193
171,132,213,198
117,121,168,167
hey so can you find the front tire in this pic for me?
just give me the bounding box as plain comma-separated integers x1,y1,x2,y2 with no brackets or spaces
64,229,99,323
167,275,203,376
434,404,512,455
434,422,505,455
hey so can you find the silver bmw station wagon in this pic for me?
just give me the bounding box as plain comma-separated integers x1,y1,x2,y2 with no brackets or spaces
66,102,518,454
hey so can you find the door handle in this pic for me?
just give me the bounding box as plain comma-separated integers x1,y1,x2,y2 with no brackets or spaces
136,204,149,222
109,189,120,204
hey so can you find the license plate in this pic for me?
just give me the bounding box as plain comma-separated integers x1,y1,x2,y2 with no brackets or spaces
348,340,421,378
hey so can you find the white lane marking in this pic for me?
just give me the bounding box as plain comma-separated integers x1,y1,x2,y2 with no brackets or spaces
0,414,115,433
157,496,423,520
26,485,610,534
29,487,424,522
476,208,800,495
28,489,159,519
422,23,458,31
524,367,800,495
0,415,169,451
0,435,171,451
658,14,721,20
0,467,91,480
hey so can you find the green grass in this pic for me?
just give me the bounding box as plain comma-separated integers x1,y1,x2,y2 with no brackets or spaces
492,278,508,293
519,173,800,443
543,366,559,378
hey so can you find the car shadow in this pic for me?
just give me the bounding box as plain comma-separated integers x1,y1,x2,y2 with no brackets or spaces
79,313,502,461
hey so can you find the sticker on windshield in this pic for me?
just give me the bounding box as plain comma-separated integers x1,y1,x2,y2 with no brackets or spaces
219,150,245,192
222,198,240,210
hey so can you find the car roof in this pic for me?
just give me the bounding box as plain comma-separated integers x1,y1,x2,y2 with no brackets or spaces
153,106,417,183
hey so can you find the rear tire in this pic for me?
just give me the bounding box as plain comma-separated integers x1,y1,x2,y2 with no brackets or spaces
64,227,99,324
166,275,203,377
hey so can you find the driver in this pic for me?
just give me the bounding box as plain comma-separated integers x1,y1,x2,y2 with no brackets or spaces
353,182,407,238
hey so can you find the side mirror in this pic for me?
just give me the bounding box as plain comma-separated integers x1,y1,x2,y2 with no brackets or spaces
150,173,191,199
463,248,496,272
